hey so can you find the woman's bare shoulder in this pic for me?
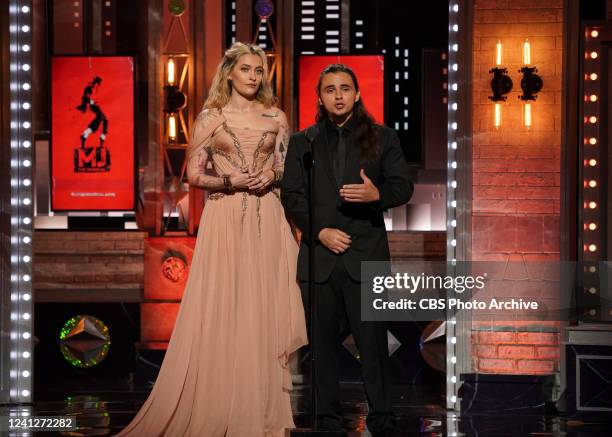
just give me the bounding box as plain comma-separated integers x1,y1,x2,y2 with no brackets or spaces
196,107,223,124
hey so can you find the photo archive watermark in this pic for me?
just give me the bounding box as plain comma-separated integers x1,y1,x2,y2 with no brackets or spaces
361,261,611,322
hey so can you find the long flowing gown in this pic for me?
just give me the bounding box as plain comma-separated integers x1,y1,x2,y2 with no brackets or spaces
115,108,307,437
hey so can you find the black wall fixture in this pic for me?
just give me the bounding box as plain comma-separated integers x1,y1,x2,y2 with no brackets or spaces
519,66,543,101
488,66,513,102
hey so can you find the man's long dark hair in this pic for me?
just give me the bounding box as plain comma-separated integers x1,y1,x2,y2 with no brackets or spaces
315,64,379,163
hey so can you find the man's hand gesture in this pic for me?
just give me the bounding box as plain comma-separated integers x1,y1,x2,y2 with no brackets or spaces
339,169,380,203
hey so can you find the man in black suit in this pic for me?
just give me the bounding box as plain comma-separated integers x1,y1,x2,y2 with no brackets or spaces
281,64,413,436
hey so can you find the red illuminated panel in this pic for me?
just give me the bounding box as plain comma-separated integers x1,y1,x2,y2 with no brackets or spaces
144,237,196,301
51,56,135,210
141,237,196,346
141,303,180,342
298,55,384,131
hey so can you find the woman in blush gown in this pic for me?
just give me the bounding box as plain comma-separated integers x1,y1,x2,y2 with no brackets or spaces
115,42,307,437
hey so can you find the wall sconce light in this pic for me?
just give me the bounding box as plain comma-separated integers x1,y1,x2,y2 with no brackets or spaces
522,39,531,65
489,40,512,128
167,58,176,86
164,85,186,143
164,56,186,143
519,39,543,129
168,114,177,141
496,39,503,66
523,103,532,129
494,103,502,129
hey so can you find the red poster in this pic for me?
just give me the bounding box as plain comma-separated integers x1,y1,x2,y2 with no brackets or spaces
51,56,135,210
298,55,385,131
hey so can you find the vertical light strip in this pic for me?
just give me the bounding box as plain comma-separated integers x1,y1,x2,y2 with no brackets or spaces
581,26,601,317
353,17,364,50
582,26,600,258
447,413,459,437
299,0,316,53
258,18,268,49
228,1,237,45
9,0,34,404
446,0,462,411
324,0,341,53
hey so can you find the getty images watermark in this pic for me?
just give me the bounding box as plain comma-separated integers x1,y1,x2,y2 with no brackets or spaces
360,261,612,321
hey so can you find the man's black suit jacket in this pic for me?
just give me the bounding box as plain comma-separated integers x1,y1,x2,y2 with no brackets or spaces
281,120,414,283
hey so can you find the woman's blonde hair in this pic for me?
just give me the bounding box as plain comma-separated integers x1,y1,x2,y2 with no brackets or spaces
203,42,274,109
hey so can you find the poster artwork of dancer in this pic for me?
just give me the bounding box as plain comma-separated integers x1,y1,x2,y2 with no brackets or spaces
74,76,111,172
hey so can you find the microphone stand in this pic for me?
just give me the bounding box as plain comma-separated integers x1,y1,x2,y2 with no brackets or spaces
290,129,344,436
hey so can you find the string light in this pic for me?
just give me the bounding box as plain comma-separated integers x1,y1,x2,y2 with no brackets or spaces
446,0,461,412
9,0,34,404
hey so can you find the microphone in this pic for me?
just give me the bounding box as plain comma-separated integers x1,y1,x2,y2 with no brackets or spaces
302,125,319,427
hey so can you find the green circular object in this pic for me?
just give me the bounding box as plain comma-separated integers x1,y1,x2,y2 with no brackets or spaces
59,315,111,368
168,0,185,16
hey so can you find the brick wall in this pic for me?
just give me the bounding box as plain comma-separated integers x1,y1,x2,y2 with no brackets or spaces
471,0,563,374
388,231,446,260
34,231,145,302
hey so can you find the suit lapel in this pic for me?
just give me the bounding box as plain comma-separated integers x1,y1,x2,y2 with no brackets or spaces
313,122,337,188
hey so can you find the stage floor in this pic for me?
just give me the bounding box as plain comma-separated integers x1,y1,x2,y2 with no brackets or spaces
0,378,609,436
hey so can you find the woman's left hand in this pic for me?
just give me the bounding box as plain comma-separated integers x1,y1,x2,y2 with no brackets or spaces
249,169,275,192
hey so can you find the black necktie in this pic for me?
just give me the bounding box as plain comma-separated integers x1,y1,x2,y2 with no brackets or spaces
335,126,346,185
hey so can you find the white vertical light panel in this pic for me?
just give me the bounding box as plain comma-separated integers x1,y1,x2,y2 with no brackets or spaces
9,0,34,404
446,0,462,411
257,18,268,49
300,0,316,53
324,0,340,53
